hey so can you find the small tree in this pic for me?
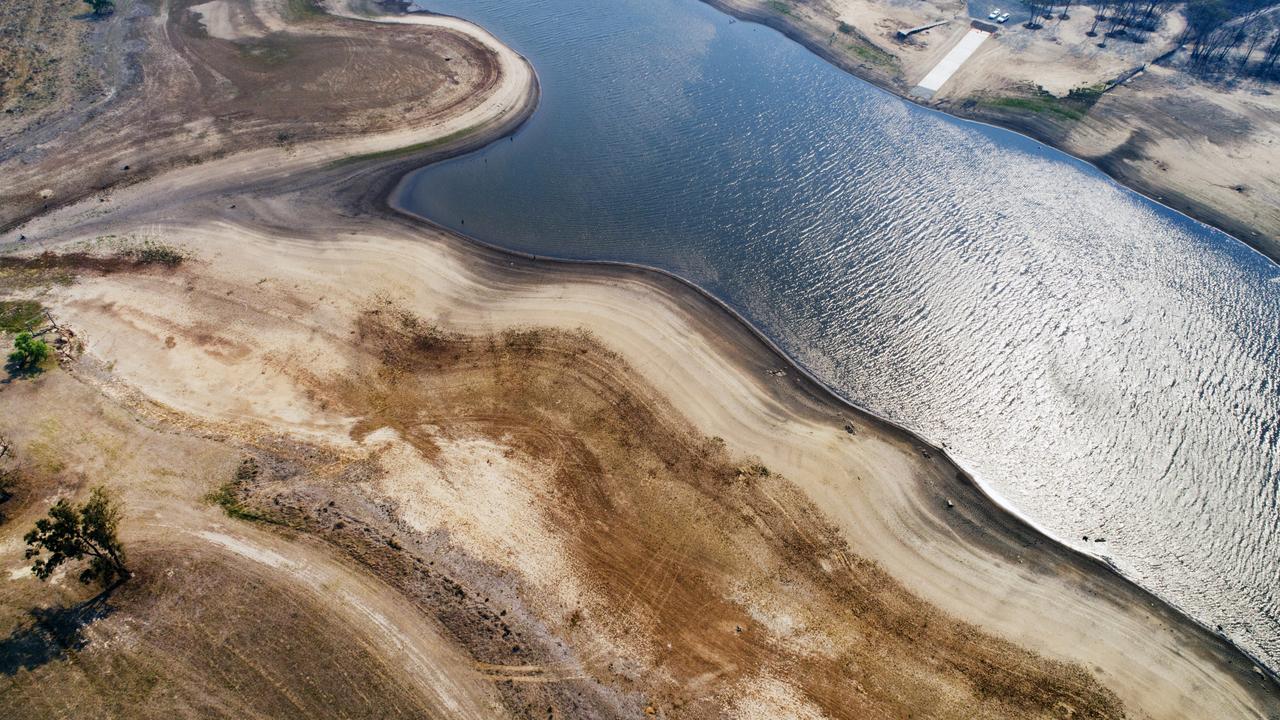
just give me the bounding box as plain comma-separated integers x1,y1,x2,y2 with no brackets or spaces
8,331,50,370
25,486,130,586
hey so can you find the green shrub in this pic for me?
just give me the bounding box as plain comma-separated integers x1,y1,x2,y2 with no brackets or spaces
84,0,114,16
286,0,323,21
208,458,284,525
978,95,1086,121
8,332,50,370
850,42,898,67
1066,83,1108,104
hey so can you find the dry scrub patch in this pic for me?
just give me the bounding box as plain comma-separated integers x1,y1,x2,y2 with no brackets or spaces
1,545,458,719
0,365,501,719
0,247,185,281
0,0,500,231
0,0,95,128
219,305,1126,719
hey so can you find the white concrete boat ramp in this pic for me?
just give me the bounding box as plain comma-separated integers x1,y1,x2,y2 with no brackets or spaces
912,24,993,99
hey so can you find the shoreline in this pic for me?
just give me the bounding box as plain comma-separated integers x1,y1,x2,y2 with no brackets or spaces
699,0,1280,265
384,139,1280,694
2,1,1276,714
372,0,1280,682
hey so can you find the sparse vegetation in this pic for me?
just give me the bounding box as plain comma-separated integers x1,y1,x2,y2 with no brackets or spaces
285,0,324,22
209,458,283,524
0,247,184,291
1066,82,1108,103
0,435,17,508
0,0,82,119
114,239,186,266
24,486,130,586
984,96,1084,120
976,82,1108,123
0,300,45,333
766,0,792,15
238,39,294,66
849,41,898,68
8,331,51,371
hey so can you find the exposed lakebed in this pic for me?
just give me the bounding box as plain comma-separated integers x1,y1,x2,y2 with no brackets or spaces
401,0,1280,669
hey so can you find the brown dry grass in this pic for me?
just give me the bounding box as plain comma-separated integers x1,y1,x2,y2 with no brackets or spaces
1,545,462,720
0,0,499,232
216,302,1125,719
0,0,90,122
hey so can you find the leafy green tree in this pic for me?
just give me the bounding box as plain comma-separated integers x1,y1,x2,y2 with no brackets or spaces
8,331,50,370
25,487,130,586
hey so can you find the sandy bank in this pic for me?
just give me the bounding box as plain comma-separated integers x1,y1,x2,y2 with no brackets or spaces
5,124,1278,715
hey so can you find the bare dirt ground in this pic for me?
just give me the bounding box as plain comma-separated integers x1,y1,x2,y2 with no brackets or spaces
1,1,1278,719
0,369,506,719
0,0,499,234
2,155,1278,716
0,237,1124,718
709,0,1280,259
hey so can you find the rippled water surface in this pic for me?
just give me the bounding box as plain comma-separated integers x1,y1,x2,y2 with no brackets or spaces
403,0,1280,667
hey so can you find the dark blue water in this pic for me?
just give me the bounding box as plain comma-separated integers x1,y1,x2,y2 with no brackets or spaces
400,0,1280,668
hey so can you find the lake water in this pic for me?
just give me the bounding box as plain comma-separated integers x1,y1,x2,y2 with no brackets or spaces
401,0,1280,669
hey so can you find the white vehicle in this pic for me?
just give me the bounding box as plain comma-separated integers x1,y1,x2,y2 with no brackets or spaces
997,12,1011,22
988,8,1001,18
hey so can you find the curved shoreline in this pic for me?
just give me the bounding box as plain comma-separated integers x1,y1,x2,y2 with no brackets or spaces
3,1,1276,714
331,0,1278,701
699,0,1280,266
384,136,1280,695
372,1,1280,687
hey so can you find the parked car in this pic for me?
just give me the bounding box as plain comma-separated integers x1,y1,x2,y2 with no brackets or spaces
997,12,1011,22
988,8,1001,18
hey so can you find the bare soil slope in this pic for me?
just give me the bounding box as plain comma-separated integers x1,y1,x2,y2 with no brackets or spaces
0,0,498,233
0,258,1125,719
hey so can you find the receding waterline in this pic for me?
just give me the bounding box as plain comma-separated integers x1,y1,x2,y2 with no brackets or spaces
402,0,1280,671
